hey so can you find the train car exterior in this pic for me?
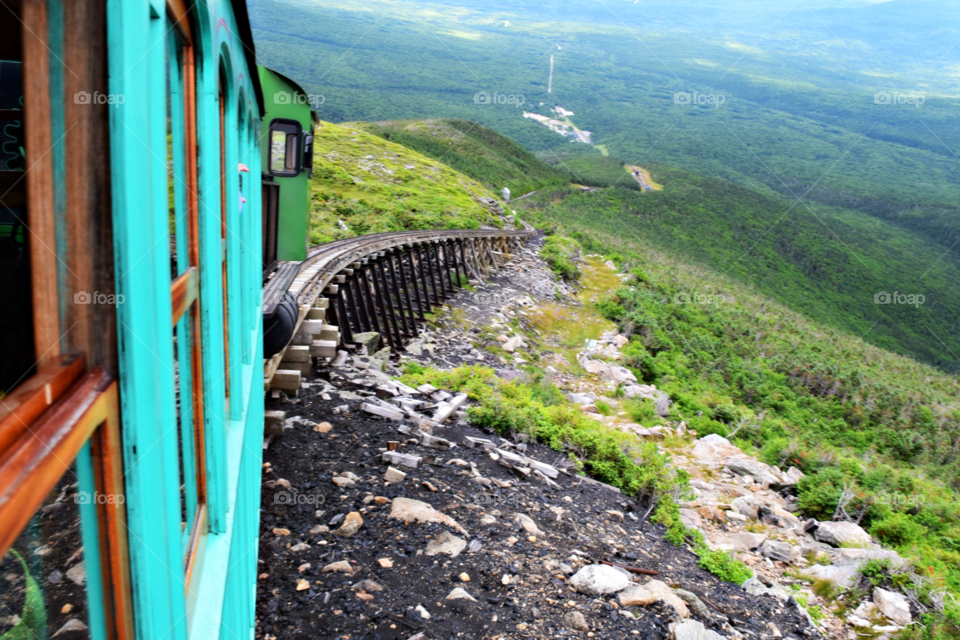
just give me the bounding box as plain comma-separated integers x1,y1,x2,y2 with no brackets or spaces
1,1,266,639
258,65,319,266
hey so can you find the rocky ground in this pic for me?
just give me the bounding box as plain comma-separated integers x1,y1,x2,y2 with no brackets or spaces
256,239,917,640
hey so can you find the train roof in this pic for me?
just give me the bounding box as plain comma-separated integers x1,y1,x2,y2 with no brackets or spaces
232,0,266,116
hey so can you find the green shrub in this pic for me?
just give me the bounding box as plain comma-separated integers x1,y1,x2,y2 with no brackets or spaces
871,513,928,548
696,547,753,585
540,235,582,280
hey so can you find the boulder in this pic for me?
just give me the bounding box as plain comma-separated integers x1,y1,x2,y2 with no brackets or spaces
815,521,872,547
389,497,467,534
569,564,631,596
783,466,805,485
835,548,906,570
567,392,598,406
714,532,767,552
760,540,799,564
724,457,783,487
679,508,703,529
352,332,380,354
730,496,761,520
514,513,544,536
425,532,467,558
563,611,590,632
874,587,912,626
690,435,745,465
601,366,638,385
672,619,726,640
802,563,861,589
582,360,609,375
335,512,363,538
617,580,689,618
446,588,477,602
742,577,791,600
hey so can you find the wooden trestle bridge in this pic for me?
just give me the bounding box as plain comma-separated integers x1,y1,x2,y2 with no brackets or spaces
263,227,536,391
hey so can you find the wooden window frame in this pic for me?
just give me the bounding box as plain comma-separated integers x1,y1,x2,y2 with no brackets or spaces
0,365,135,640
167,3,210,597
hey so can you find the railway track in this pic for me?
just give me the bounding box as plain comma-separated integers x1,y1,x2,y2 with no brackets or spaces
263,226,535,393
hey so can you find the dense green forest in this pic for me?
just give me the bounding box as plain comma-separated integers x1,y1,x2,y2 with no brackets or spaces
250,0,960,373
360,119,960,373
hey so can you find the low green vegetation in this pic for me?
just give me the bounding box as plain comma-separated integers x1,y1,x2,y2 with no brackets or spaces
358,119,571,196
397,363,752,585
307,121,503,244
539,235,582,281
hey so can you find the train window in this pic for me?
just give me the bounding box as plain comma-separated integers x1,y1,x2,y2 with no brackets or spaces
268,119,302,177
1,467,93,640
0,52,34,394
166,15,208,585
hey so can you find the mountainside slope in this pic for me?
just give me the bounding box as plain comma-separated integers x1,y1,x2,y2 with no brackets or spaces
359,119,960,374
358,119,572,196
307,120,507,244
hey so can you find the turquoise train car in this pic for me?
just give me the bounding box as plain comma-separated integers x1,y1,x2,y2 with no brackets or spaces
0,1,267,639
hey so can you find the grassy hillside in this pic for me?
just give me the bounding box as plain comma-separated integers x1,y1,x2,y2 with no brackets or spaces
313,115,960,633
249,0,960,253
307,120,504,243
336,119,960,374
358,119,571,195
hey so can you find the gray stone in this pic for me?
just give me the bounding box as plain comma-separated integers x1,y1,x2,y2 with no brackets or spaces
353,331,380,352
569,564,631,596
760,539,799,563
724,457,782,487
446,587,476,602
66,562,85,586
389,497,467,534
690,434,745,464
742,576,791,600
815,521,872,547
566,392,598,406
563,611,589,632
714,532,766,552
802,563,861,589
874,587,912,626
514,513,544,536
425,532,467,558
618,580,689,618
383,466,407,483
730,496,761,520
672,619,726,640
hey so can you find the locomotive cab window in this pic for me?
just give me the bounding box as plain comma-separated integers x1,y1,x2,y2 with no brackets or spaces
268,119,302,176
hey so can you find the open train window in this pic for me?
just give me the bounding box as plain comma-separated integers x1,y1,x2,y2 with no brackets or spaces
0,11,34,396
268,119,302,177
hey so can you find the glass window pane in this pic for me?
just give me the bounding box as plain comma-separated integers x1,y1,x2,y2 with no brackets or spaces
270,129,286,174
0,468,92,639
